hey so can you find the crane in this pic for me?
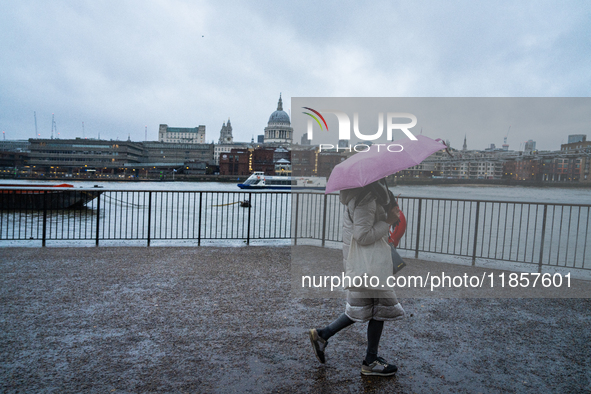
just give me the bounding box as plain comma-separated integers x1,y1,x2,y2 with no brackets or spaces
502,126,511,150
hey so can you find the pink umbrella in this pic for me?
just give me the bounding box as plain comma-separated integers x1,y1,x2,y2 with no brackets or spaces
325,135,447,193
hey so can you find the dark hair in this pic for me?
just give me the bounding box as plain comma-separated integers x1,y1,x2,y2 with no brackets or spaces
357,179,396,211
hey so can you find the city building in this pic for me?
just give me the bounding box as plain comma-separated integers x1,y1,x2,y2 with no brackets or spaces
291,146,317,176
213,143,252,166
218,147,278,176
568,134,586,144
508,158,541,181
20,138,214,178
273,147,290,163
301,133,311,145
142,142,213,165
317,152,345,178
524,140,536,153
504,150,591,183
0,140,30,152
182,161,207,175
0,140,31,177
538,157,587,182
251,148,275,174
26,138,144,178
219,148,251,176
396,163,439,179
28,138,144,168
0,151,28,172
561,134,591,152
264,94,293,144
158,124,206,144
218,119,233,144
274,158,291,176
401,151,504,180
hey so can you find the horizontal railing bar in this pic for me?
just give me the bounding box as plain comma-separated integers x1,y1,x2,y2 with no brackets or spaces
2,188,590,208
321,192,591,208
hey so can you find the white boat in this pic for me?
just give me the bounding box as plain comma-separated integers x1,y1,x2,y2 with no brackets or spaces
237,172,326,190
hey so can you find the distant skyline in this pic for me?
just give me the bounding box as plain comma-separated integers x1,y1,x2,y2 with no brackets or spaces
1,1,590,150
292,98,591,151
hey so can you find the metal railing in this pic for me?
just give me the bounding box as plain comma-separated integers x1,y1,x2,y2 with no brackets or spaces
292,193,590,271
0,189,291,246
1,188,589,271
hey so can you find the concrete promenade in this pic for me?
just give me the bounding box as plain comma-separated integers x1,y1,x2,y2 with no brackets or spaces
1,246,590,393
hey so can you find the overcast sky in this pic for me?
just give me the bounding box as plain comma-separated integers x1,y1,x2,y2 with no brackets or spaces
1,0,589,150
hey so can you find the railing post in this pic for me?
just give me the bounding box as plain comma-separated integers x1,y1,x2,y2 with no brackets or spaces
95,193,101,246
147,192,152,247
246,192,252,245
472,201,480,266
294,193,299,246
42,190,47,247
321,194,328,247
198,192,202,246
414,198,422,259
538,204,548,273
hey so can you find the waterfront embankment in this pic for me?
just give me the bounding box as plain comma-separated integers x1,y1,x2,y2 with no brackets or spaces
1,246,589,393
0,174,245,183
3,174,591,187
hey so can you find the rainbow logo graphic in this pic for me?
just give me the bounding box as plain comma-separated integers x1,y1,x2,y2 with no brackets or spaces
302,107,329,132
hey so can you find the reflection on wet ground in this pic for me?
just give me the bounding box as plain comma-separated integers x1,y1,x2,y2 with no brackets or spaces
1,246,590,393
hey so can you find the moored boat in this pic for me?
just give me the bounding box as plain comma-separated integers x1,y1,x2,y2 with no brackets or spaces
237,172,326,190
0,184,103,210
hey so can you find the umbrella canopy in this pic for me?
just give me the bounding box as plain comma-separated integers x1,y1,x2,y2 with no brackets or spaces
325,135,447,194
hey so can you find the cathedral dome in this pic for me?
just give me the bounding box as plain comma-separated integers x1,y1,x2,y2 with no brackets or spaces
268,110,290,124
264,93,293,144
267,94,290,125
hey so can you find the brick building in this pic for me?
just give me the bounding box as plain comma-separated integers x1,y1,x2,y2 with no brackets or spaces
251,148,275,174
317,152,345,178
512,158,542,181
291,147,317,176
219,149,251,176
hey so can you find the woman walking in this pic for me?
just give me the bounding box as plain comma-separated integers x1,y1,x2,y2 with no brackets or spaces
309,178,405,376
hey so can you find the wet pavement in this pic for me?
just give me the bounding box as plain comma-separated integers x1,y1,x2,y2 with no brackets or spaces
1,246,590,393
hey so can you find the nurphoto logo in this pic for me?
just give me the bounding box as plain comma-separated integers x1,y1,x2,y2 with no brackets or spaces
302,107,418,152
302,108,418,141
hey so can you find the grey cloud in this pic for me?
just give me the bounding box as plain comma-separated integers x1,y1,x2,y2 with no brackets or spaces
0,0,589,149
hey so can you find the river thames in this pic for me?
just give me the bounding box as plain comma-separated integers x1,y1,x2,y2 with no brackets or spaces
1,181,590,274
2,179,590,203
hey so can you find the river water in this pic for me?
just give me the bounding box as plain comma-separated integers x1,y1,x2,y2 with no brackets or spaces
2,179,590,203
1,180,590,274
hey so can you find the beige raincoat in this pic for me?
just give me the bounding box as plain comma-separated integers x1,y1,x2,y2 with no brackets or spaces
340,187,406,322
